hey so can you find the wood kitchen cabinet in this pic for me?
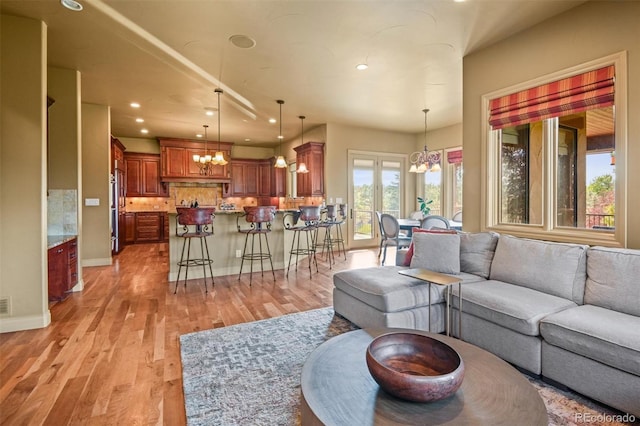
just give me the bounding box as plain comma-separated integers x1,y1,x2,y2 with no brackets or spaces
270,158,287,197
229,159,260,196
124,212,169,244
124,213,136,244
48,237,78,301
159,138,232,182
124,153,168,197
294,142,325,197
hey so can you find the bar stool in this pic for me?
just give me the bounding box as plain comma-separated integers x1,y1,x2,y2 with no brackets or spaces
237,206,277,285
317,205,338,268
333,203,348,260
174,207,216,294
284,205,321,278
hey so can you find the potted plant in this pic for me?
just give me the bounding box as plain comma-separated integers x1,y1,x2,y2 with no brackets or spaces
417,197,433,217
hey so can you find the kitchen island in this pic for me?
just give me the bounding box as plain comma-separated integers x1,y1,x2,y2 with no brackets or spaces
167,209,307,282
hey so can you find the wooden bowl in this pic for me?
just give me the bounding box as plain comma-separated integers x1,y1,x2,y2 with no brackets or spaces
366,332,465,402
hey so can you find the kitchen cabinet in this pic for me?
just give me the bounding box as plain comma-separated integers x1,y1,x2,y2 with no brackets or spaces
259,161,272,196
270,159,287,197
124,153,168,197
125,213,136,244
294,142,324,197
229,159,260,196
124,212,169,244
159,138,232,183
48,237,78,301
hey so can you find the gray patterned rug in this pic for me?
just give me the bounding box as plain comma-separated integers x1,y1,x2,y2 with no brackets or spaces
180,307,632,426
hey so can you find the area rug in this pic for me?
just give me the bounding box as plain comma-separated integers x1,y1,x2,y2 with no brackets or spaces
180,307,634,426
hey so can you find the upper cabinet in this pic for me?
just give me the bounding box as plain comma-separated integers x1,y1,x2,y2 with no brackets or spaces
294,142,325,197
159,138,232,183
228,158,286,197
124,152,168,197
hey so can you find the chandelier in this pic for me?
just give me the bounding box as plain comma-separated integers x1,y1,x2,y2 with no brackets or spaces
193,88,228,175
409,108,441,173
274,99,287,168
296,115,309,173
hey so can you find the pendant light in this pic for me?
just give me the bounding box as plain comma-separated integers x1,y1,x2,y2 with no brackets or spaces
193,124,213,175
409,108,441,173
274,99,287,168
213,88,228,166
296,115,309,174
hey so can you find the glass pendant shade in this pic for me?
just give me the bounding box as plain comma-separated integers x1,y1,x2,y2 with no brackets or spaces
296,115,309,174
274,99,287,168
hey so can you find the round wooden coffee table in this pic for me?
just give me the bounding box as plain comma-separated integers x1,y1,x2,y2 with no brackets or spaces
300,328,547,425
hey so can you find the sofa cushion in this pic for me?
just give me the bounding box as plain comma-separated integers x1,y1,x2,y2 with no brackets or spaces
333,266,446,313
450,280,577,336
489,235,588,304
410,232,460,274
584,246,640,316
459,232,499,278
402,228,457,266
540,305,640,376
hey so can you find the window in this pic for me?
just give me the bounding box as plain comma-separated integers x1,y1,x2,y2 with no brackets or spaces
422,150,442,216
483,53,626,246
447,149,463,218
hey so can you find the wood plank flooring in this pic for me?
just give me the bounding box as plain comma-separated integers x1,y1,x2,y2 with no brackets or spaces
0,242,381,425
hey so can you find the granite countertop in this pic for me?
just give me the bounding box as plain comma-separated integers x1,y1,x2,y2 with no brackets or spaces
47,234,77,249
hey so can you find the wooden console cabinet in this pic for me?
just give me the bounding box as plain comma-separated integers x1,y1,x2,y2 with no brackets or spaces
48,237,78,301
124,152,168,197
294,142,324,196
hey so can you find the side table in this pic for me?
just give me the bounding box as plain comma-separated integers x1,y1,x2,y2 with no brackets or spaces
399,268,462,338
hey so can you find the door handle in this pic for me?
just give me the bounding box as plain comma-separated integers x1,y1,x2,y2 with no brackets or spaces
350,209,353,219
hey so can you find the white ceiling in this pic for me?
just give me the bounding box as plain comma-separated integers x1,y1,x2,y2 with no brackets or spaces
1,0,586,146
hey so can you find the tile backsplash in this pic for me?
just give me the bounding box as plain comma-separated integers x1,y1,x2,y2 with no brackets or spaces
48,189,78,235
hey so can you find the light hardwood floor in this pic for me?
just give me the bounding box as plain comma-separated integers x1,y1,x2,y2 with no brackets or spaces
0,242,381,425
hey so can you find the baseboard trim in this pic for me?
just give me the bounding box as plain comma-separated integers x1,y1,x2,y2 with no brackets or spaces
82,258,112,267
0,310,51,333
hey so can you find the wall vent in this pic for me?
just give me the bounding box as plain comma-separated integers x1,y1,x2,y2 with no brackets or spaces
0,296,10,316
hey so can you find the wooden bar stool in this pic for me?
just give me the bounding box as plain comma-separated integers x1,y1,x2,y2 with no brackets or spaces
174,207,216,294
237,206,277,285
284,205,321,278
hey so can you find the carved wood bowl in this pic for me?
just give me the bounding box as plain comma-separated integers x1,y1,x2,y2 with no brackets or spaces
366,332,465,402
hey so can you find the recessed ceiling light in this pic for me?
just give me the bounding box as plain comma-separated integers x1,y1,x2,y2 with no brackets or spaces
135,118,144,123
196,133,203,138
130,102,140,108
60,0,83,12
356,64,368,71
140,129,149,134
229,34,256,49
206,111,214,116
269,118,277,124
245,138,251,142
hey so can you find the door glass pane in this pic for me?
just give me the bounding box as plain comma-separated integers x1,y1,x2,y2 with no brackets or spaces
453,162,463,215
499,123,543,225
381,160,401,217
353,159,374,240
558,106,615,230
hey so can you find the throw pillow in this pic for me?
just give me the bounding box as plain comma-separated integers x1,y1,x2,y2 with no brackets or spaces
403,227,457,266
459,232,499,278
409,232,461,274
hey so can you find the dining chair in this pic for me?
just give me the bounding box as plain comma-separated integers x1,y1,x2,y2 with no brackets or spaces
452,210,463,222
420,215,451,230
379,213,412,265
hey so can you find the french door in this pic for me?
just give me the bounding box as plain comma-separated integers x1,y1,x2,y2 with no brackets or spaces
347,151,405,249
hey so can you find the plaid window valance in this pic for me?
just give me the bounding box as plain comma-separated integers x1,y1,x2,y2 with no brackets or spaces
489,65,614,130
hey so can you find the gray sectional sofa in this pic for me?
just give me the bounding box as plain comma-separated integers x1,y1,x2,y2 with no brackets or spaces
333,232,640,416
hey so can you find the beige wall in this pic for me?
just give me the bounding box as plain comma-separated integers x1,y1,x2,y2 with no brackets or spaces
326,122,417,214
48,67,81,190
0,15,50,332
462,1,640,247
81,103,112,265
